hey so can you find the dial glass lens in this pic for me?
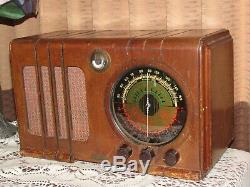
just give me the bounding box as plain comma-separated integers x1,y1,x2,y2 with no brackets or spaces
111,67,187,145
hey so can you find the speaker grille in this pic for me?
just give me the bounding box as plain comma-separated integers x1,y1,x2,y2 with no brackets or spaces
68,67,89,141
41,66,55,137
23,66,89,141
23,66,42,136
54,67,67,139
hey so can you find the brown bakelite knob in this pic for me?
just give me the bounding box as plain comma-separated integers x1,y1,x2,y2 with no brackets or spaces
117,144,132,159
164,149,180,166
139,147,155,164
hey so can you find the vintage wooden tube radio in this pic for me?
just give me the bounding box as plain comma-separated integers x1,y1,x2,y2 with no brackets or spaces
10,30,234,180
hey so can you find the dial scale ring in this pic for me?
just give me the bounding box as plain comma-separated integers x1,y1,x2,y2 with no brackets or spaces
111,66,187,145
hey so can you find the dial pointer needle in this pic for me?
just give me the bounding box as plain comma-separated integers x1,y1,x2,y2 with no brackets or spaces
146,72,149,137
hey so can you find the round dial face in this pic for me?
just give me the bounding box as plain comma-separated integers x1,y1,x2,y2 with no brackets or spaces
111,67,187,145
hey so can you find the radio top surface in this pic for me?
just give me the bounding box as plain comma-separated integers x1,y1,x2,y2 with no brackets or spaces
14,29,224,40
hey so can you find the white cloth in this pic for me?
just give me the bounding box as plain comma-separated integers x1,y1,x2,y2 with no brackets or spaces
0,124,250,186
0,0,10,6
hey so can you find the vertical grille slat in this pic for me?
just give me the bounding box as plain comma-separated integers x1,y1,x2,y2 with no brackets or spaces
60,44,73,161
47,45,60,148
35,48,48,148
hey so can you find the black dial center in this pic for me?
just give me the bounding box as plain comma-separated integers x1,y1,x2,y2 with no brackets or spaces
139,94,159,116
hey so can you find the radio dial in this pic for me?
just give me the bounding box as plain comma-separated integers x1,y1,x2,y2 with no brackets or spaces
111,67,187,145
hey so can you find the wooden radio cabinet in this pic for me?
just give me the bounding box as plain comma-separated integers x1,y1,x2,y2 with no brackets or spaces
10,29,234,180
